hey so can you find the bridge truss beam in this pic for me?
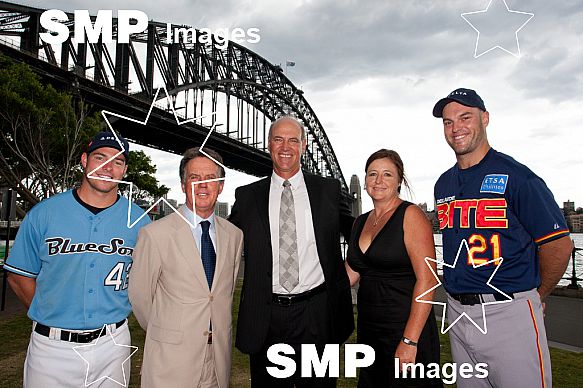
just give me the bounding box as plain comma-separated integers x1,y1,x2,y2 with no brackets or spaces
0,1,349,194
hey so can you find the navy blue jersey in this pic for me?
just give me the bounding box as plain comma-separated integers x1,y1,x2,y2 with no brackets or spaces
434,148,569,294
5,190,150,329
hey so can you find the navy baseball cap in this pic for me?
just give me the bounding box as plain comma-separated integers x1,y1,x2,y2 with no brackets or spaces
432,88,486,118
86,131,129,160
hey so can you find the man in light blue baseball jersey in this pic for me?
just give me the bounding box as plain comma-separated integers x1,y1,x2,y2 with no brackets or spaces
5,131,150,388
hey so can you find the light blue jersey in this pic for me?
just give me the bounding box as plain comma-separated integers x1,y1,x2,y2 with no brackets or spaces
5,190,150,329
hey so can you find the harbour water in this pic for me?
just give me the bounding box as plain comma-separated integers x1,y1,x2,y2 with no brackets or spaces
433,233,583,287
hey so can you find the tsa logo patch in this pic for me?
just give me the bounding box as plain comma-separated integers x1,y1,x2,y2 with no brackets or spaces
480,174,508,194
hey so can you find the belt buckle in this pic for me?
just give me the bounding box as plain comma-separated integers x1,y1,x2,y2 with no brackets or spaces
277,295,293,306
75,332,92,343
77,329,101,343
464,294,481,305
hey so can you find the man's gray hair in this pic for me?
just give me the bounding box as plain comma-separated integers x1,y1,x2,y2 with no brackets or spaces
179,147,225,182
268,115,306,141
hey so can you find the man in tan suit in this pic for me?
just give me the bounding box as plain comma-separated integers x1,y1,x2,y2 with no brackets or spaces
129,147,243,388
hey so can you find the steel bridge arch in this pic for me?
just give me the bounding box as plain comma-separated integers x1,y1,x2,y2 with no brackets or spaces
0,1,349,193
165,78,339,179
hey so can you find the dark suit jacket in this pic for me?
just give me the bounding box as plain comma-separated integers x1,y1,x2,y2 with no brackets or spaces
229,172,354,354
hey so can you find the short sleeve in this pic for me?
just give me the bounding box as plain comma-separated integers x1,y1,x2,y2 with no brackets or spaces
4,211,42,277
513,176,569,245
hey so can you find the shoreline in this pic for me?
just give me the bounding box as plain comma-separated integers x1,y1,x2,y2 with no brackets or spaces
551,286,583,299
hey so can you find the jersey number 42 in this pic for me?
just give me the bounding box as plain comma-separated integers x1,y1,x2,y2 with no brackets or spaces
104,262,132,291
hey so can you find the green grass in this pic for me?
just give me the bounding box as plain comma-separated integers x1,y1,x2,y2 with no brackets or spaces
1,281,582,387
0,313,30,387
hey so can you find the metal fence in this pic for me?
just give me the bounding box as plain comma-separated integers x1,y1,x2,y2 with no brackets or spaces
565,245,582,289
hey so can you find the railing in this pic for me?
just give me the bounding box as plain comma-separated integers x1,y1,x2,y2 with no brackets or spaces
0,220,21,228
565,244,582,289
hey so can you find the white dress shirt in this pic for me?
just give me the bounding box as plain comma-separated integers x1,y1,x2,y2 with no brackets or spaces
182,206,217,254
269,171,324,294
182,206,216,331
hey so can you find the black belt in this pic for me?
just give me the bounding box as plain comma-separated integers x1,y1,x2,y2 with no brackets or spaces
272,283,326,306
34,319,126,343
450,292,514,306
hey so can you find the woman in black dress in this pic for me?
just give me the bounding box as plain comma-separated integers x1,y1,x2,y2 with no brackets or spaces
346,149,441,387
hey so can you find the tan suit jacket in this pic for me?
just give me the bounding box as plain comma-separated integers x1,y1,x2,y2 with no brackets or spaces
129,208,243,388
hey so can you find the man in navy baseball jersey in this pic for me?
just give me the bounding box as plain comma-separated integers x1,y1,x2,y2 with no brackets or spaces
432,88,573,388
5,131,150,387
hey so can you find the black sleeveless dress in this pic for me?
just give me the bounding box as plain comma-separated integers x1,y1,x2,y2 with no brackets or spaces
347,201,441,388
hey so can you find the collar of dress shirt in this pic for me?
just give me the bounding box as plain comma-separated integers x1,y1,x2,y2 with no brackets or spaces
270,169,304,190
182,205,216,230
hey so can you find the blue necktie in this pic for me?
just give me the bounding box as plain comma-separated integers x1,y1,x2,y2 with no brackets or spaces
200,221,216,289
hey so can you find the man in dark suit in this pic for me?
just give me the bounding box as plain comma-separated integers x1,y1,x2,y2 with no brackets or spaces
229,116,354,387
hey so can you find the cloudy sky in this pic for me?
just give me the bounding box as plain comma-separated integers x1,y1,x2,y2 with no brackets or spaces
14,0,583,212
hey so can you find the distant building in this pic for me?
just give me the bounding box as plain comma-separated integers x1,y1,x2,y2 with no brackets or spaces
419,202,439,233
135,199,158,220
564,200,575,215
562,201,583,232
567,214,583,233
349,174,362,217
214,201,229,218
159,197,178,218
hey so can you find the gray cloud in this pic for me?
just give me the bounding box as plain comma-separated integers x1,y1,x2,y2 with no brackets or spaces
504,1,583,101
20,0,582,99
247,1,473,85
21,0,583,103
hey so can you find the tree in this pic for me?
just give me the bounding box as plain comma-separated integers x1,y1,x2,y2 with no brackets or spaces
1,55,169,207
0,55,100,200
121,150,169,202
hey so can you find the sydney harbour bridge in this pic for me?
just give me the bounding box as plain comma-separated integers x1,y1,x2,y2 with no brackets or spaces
0,1,351,202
